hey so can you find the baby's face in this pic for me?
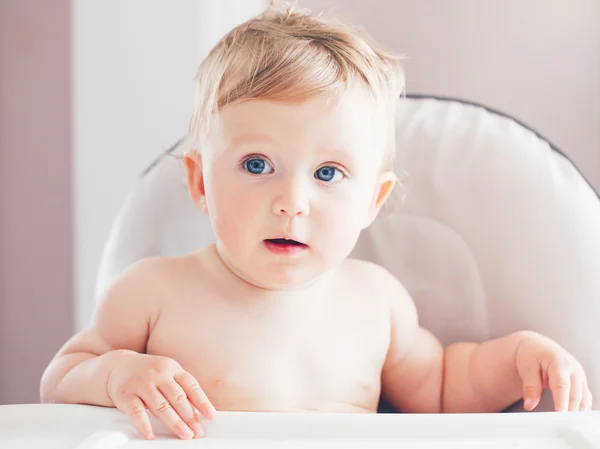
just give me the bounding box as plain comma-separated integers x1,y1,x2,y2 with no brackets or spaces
189,85,395,289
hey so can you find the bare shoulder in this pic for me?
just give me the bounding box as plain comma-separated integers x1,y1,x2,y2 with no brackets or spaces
93,257,165,324
102,246,213,295
341,258,418,345
341,258,415,310
54,251,210,357
93,252,204,332
99,256,181,304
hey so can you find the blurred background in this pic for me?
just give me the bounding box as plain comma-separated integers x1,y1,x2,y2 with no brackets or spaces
0,0,598,404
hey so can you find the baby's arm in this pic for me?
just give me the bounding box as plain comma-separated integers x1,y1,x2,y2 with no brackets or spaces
380,274,535,413
379,282,445,413
40,259,156,406
41,258,215,440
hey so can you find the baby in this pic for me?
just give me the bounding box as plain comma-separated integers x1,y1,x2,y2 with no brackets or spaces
41,0,591,441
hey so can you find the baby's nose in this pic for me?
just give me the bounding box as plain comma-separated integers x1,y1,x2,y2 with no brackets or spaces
272,179,310,217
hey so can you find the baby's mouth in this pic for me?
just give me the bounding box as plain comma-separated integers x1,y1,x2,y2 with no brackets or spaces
263,238,308,254
265,238,306,246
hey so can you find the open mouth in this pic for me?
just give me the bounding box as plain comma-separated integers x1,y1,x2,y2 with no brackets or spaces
264,238,308,254
265,238,306,246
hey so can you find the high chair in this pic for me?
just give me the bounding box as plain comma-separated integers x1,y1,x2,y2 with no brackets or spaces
2,95,599,447
97,94,600,412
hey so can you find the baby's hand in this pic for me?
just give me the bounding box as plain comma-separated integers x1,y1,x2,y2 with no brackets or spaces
106,352,216,440
516,332,592,412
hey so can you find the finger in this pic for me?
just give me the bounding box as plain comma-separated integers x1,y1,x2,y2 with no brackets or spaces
547,361,570,412
520,363,543,411
568,371,582,411
175,371,217,420
158,379,204,438
580,382,593,411
116,395,154,440
142,387,195,440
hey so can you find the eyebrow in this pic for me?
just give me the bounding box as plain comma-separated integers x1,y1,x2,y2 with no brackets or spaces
226,133,277,149
317,147,358,164
225,134,359,165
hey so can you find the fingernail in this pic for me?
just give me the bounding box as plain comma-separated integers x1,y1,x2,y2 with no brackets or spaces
524,399,532,410
202,405,217,420
191,422,205,438
144,432,154,440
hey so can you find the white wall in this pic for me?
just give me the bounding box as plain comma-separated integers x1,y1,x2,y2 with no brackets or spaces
73,0,267,331
303,0,600,190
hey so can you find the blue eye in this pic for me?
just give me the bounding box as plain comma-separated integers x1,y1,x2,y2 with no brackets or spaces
315,166,343,182
243,157,273,175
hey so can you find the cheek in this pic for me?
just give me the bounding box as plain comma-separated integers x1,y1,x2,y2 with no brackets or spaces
315,184,373,241
204,170,264,244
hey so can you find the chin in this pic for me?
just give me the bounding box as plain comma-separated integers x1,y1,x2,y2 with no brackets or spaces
217,246,327,291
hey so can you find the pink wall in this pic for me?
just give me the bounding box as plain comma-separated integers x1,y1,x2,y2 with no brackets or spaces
0,0,73,404
303,0,600,191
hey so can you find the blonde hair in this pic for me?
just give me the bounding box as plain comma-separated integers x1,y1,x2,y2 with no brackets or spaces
187,1,405,169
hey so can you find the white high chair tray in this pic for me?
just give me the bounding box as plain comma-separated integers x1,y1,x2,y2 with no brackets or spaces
1,404,599,448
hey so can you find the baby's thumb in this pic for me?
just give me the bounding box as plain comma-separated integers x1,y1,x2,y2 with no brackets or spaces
521,365,543,411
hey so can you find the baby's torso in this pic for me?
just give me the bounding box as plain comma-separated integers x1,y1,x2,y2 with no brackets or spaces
145,250,392,413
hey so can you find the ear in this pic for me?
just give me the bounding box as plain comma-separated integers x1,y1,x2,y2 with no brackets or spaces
184,151,209,213
364,170,396,227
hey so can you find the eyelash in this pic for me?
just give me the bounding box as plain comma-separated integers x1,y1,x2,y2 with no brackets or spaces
238,154,270,169
321,163,349,178
238,155,349,179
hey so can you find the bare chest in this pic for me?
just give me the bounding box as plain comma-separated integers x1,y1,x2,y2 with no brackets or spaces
146,295,390,412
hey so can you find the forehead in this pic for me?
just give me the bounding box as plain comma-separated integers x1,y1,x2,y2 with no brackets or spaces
213,85,384,156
